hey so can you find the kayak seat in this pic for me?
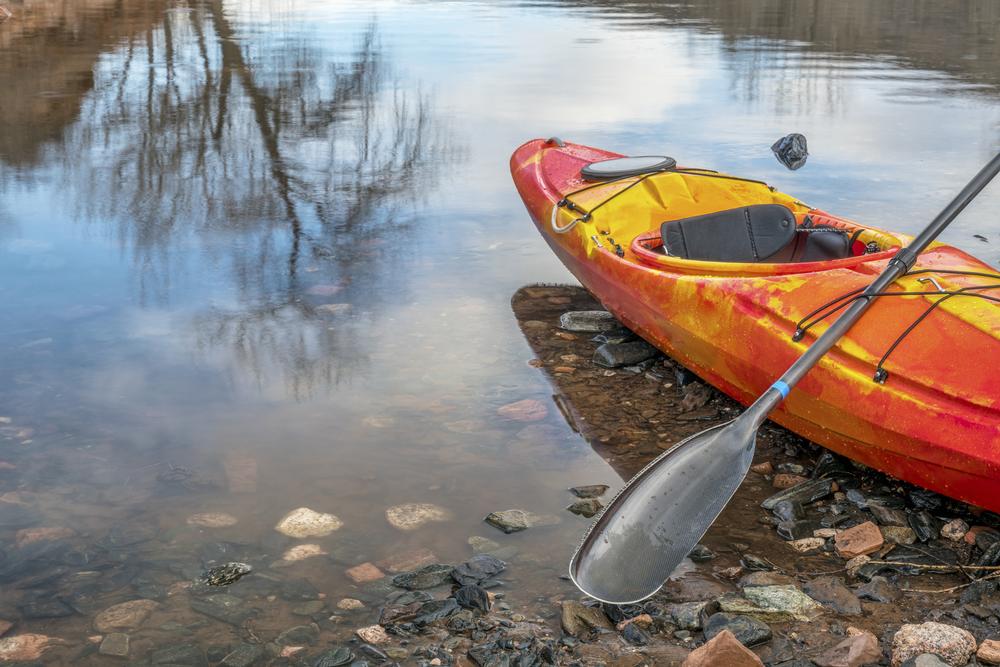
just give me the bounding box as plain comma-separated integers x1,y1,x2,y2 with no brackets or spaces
661,204,851,263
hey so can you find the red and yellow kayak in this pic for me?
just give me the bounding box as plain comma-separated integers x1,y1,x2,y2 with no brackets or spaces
511,138,1000,512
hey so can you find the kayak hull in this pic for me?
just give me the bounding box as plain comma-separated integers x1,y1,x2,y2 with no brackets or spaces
512,138,1000,512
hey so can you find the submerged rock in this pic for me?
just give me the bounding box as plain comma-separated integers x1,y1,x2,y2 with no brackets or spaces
280,544,328,563
186,512,239,528
454,584,490,612
452,555,505,586
385,503,452,531
391,563,455,590
0,634,58,661
569,484,610,498
198,562,252,587
274,507,342,538
703,612,772,646
483,509,560,534
593,340,659,368
802,577,861,616
99,633,129,657
93,599,159,633
688,544,716,562
496,399,548,422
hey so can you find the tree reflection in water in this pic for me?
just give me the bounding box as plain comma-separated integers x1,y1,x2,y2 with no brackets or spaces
46,2,452,398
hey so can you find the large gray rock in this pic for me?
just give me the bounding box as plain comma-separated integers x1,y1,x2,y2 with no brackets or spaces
802,576,862,616
559,311,622,333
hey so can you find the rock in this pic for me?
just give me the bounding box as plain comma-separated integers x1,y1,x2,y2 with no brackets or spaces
773,474,810,489
219,643,264,667
856,576,899,603
869,505,909,527
392,563,455,590
908,488,943,511
740,554,774,571
891,622,976,667
561,600,613,636
788,538,825,553
385,503,452,530
688,544,716,562
761,479,833,510
965,525,1000,547
274,507,342,537
751,462,774,475
908,511,941,542
835,522,884,558
566,498,603,517
355,625,390,644
845,555,872,578
738,585,822,621
99,632,129,657
569,484,610,498
452,555,505,586
454,585,490,612
773,500,805,522
186,512,239,528
280,544,328,563
777,519,819,541
900,656,951,667
376,547,438,573
345,562,385,583
593,340,659,368
276,625,319,646
496,399,548,421
94,599,159,633
14,526,75,548
291,601,325,616
813,630,881,667
803,577,861,616
483,509,560,533
199,562,252,586
337,598,364,611
18,599,74,619
703,613,772,646
978,639,1000,665
189,594,254,626
150,643,206,665
882,526,917,545
940,519,969,542
682,629,764,666
668,601,715,630
559,311,622,332
312,647,354,667
0,634,57,661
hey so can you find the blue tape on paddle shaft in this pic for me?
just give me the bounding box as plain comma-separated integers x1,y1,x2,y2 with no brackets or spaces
770,380,790,399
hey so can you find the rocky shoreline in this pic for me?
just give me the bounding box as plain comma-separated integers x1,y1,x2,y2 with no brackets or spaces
1,284,999,666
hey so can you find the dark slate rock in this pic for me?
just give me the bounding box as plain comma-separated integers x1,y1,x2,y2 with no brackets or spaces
393,564,455,590
703,612,772,647
620,622,649,646
960,579,998,605
812,452,854,480
869,504,910,527
688,544,715,562
593,340,659,369
856,576,900,603
772,500,804,523
802,576,861,616
908,511,941,542
413,598,460,625
740,554,773,571
312,647,354,667
978,542,1000,567
454,585,490,613
908,488,944,511
452,555,505,586
151,643,207,666
761,479,833,511
844,489,867,508
602,603,645,624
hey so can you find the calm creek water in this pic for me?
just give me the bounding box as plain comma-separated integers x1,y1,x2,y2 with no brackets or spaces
1,0,999,662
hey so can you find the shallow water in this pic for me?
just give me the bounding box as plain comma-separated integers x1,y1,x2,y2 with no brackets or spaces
0,0,999,661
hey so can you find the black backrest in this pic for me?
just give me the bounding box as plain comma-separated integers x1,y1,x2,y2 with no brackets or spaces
661,204,797,262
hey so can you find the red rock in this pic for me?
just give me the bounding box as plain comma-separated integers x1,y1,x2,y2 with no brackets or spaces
750,461,773,475
813,630,881,667
345,562,385,583
835,522,884,559
496,399,548,422
376,548,437,574
682,630,764,667
978,639,1000,665
772,473,810,489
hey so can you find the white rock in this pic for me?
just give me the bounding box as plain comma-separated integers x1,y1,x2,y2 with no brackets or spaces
281,544,329,562
275,507,343,538
385,503,452,531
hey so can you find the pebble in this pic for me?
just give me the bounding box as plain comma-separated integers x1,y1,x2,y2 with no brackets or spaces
812,630,881,667
941,519,969,542
891,622,976,666
750,461,774,475
355,625,390,644
773,473,810,489
99,633,130,657
280,544,328,562
336,598,364,610
391,563,455,590
568,484,610,498
93,599,159,633
856,576,900,603
803,577,862,616
688,544,716,562
274,507,342,537
344,562,384,584
845,554,872,578
385,503,452,530
882,525,918,545
483,508,560,533
835,521,884,558
978,639,1000,665
496,399,548,421
186,512,239,528
560,600,612,636
681,629,765,666
703,612,772,646
566,498,603,517
376,547,438,573
788,537,825,553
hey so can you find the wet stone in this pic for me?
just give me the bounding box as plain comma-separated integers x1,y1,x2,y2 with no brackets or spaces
94,599,159,633
18,599,75,619
740,554,773,571
561,600,613,637
813,630,881,667
189,594,254,626
908,511,941,542
566,498,602,518
761,478,833,511
772,500,805,522
392,563,455,590
99,633,129,657
313,646,354,667
703,612,772,647
198,562,252,586
454,585,490,612
218,643,264,667
834,521,884,559
870,504,910,527
684,629,764,667
776,519,818,541
276,624,320,646
882,525,917,545
413,598,460,625
908,488,944,511
900,656,951,667
668,601,714,630
593,340,659,368
151,643,207,666
569,484,609,498
802,576,862,616
688,544,716,562
941,519,969,542
292,600,326,616
559,310,622,333
856,576,900,603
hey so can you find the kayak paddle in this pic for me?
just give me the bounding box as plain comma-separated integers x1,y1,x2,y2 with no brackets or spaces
569,152,1000,604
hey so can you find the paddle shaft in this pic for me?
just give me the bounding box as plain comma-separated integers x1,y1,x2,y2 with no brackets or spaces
753,152,1000,416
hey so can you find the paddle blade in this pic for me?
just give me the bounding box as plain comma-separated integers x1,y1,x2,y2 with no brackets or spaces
569,419,756,604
